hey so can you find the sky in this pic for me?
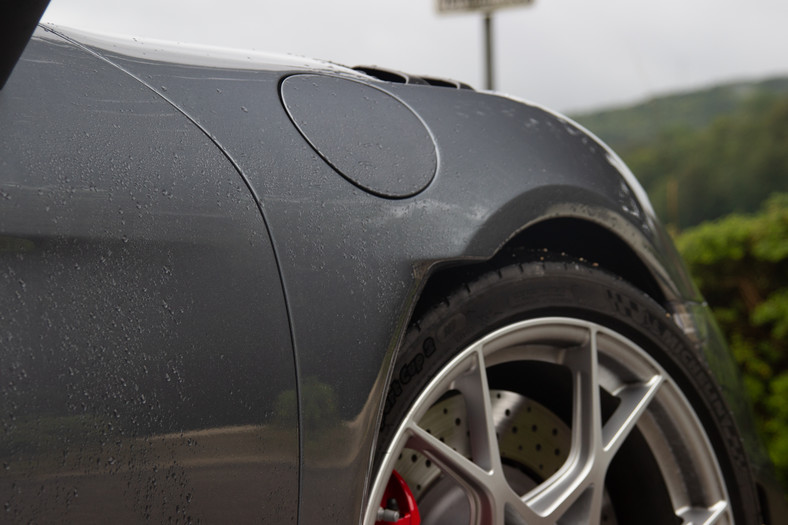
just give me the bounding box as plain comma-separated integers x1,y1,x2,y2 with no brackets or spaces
41,0,788,114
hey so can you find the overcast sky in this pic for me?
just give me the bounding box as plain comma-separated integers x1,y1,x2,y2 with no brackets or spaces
42,0,788,113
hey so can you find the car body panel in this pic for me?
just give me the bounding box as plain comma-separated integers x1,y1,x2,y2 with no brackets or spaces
59,27,776,521
0,33,298,522
1,21,783,523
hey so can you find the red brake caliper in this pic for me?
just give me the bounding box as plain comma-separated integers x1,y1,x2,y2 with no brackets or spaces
375,469,421,525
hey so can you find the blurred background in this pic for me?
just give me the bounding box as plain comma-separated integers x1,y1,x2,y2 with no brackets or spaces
42,0,788,487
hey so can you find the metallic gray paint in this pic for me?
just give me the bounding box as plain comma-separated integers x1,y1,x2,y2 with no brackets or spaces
0,24,782,523
0,34,298,522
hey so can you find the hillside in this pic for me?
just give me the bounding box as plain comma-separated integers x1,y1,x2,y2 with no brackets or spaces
572,77,788,154
571,76,788,229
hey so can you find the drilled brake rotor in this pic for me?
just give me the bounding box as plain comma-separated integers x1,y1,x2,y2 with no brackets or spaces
393,390,618,525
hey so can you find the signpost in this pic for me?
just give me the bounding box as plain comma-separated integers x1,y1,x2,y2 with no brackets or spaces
436,0,535,91
436,0,534,12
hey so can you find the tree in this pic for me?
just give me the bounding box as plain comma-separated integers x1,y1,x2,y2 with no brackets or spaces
627,96,788,229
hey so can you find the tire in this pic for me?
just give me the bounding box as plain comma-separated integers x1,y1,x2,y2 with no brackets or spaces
366,256,760,525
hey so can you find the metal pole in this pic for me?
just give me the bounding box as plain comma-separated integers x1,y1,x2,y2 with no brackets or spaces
484,11,494,90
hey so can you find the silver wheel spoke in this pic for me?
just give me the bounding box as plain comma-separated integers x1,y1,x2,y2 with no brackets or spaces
454,349,502,472
406,422,491,490
522,328,663,523
677,501,729,524
405,348,540,525
554,486,605,525
406,423,505,524
523,329,601,519
603,375,664,456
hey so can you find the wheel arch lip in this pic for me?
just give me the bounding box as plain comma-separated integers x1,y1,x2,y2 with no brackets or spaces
411,90,700,308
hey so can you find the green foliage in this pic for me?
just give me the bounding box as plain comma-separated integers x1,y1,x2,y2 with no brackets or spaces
572,77,788,154
677,194,788,485
627,95,788,228
574,77,788,153
573,77,788,229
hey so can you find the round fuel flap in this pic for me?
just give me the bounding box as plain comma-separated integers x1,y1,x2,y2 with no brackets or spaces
280,74,437,199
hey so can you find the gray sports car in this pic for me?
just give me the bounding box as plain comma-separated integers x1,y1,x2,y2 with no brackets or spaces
1,2,785,524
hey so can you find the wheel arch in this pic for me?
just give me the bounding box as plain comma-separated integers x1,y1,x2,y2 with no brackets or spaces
411,217,667,325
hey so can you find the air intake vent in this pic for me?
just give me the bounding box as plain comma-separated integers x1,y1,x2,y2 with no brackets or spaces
353,66,473,90
421,76,474,90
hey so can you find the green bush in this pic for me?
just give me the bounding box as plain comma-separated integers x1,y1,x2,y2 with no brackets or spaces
676,194,788,484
